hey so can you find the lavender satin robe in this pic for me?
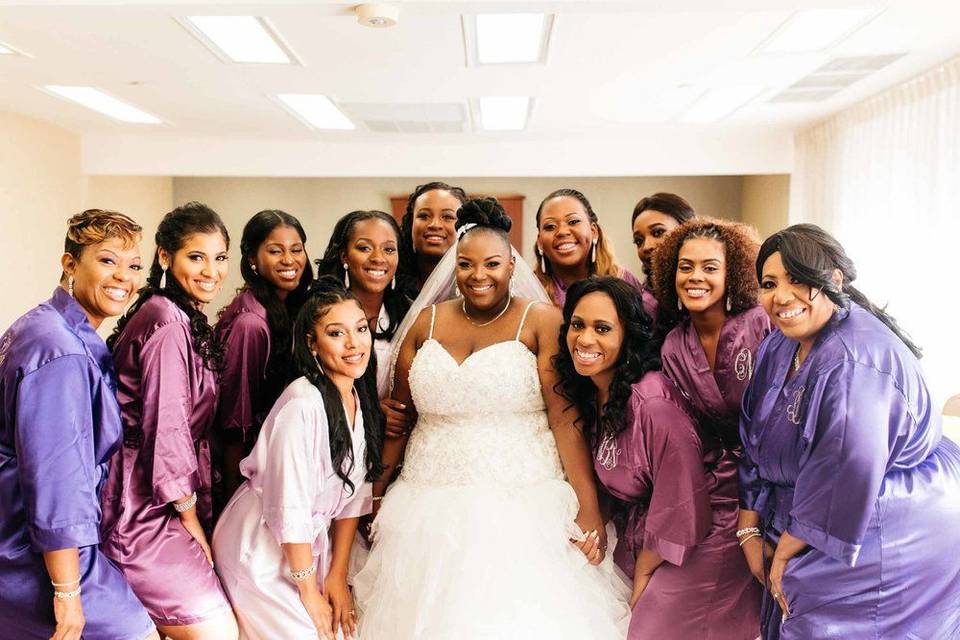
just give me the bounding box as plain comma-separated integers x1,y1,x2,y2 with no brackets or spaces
100,295,230,626
0,289,153,639
212,377,371,638
595,372,758,639
740,303,960,639
551,268,657,318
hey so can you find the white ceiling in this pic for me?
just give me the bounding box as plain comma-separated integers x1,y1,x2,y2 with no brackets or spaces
1,0,958,176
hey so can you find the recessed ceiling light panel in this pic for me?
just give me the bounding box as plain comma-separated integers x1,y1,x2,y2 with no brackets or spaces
0,39,31,57
464,14,554,65
183,16,297,64
276,94,355,130
478,96,531,131
678,86,766,124
757,8,880,55
41,86,162,124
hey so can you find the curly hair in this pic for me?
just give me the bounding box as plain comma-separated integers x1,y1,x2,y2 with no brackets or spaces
532,189,625,301
651,218,761,331
398,182,468,287
552,276,662,444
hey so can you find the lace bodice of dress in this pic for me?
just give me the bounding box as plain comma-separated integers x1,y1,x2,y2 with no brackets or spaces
400,305,564,487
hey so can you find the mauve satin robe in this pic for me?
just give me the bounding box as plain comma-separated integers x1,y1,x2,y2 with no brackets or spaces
551,268,658,318
100,295,231,626
0,288,154,639
594,372,758,639
740,302,960,639
212,377,371,639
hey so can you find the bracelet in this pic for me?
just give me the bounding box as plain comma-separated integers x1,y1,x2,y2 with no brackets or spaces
735,527,761,538
173,492,198,513
51,578,81,588
372,496,383,502
738,533,762,547
54,586,82,600
289,564,317,582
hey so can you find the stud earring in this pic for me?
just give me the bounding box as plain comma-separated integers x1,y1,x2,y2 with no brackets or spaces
159,266,168,289
67,276,74,297
726,295,732,312
343,264,350,289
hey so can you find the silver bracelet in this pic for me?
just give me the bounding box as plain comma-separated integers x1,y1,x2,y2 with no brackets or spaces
173,492,198,513
50,578,81,588
54,586,82,600
372,496,383,502
738,533,762,547
289,564,317,582
735,526,761,538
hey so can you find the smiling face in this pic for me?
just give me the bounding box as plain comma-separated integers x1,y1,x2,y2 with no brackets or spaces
566,291,623,387
343,218,399,295
161,231,229,306
537,196,598,271
759,251,840,346
309,299,372,387
253,224,306,296
411,189,461,258
676,236,727,315
456,230,515,312
62,236,143,328
633,209,681,275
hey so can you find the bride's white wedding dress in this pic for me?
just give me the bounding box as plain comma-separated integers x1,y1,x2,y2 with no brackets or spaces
353,303,630,639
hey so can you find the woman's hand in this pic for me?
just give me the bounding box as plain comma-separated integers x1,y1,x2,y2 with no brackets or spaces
50,596,85,640
178,511,214,567
740,535,771,586
629,572,652,609
298,583,335,640
324,573,356,639
572,511,607,564
768,555,791,618
381,398,416,438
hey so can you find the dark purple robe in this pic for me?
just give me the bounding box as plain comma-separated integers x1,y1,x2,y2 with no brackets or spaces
740,302,960,639
551,268,658,318
0,288,153,639
100,295,230,626
595,372,759,639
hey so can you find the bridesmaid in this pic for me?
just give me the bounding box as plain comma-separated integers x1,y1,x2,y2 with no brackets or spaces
533,188,656,316
397,181,468,291
740,224,960,639
0,210,158,640
631,192,695,283
315,210,412,399
102,202,239,639
215,210,313,506
554,276,760,639
213,277,383,640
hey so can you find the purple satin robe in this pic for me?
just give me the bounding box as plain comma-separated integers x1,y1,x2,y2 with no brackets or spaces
740,303,960,639
100,295,230,626
0,289,153,639
551,268,658,318
594,372,759,639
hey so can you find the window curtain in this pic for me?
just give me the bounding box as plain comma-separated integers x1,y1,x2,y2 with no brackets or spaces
790,56,960,405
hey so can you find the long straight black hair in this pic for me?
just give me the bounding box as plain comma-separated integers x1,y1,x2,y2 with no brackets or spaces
291,276,384,494
757,224,922,358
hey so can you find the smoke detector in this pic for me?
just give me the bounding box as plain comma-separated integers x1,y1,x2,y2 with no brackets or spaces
356,3,399,28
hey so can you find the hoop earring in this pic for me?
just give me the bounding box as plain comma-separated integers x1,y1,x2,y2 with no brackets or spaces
67,276,75,297
590,239,597,265
725,295,732,312
343,264,350,289
159,266,168,289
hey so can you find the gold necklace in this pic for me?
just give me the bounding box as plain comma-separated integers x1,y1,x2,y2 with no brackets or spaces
461,295,512,327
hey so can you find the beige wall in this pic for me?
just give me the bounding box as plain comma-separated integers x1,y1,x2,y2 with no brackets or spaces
0,111,84,329
173,175,746,315
740,174,791,240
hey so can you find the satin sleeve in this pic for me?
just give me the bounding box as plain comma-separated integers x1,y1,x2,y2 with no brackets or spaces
140,321,200,505
15,356,101,551
638,398,712,566
261,398,322,546
788,361,905,566
217,313,269,441
738,375,769,513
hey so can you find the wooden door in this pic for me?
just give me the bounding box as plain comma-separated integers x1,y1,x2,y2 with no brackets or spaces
389,192,525,250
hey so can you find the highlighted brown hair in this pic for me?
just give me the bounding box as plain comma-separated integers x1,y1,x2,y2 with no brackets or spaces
62,209,142,280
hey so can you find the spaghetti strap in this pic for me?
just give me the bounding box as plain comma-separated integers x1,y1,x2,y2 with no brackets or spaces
515,301,539,341
428,304,437,340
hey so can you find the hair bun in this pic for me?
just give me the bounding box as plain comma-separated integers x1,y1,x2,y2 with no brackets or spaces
456,197,512,233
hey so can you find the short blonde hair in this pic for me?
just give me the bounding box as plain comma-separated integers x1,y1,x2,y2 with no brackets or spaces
64,209,142,259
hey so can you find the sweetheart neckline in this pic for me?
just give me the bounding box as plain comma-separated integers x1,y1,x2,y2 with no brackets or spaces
420,337,537,369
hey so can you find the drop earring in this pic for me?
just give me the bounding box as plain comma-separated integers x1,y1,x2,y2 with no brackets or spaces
343,264,350,289
538,248,547,273
677,297,683,312
312,350,325,376
251,263,258,273
159,266,168,289
726,295,732,312
590,239,598,264
67,276,75,297
391,275,396,290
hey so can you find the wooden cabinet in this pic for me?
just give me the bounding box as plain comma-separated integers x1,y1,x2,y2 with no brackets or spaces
389,192,525,250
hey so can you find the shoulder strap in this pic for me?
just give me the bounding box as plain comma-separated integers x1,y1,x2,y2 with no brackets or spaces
515,301,539,341
428,304,437,340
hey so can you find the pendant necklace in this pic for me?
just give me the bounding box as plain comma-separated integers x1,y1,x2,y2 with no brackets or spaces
462,295,512,327
793,345,803,372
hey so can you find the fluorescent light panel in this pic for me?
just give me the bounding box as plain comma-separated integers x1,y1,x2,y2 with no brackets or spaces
479,96,530,131
476,14,547,64
760,9,877,54
187,16,292,64
277,94,355,130
43,86,162,124
678,86,765,124
0,42,13,55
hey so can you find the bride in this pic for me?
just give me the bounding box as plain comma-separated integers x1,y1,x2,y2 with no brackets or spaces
353,198,629,638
